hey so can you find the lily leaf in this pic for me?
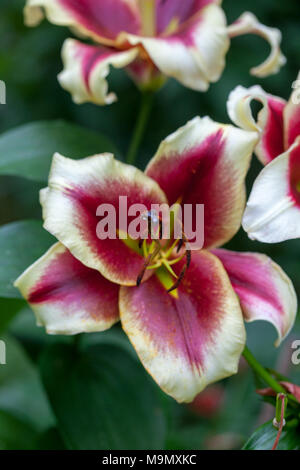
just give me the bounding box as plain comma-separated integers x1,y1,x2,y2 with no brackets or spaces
0,409,38,450
0,334,54,432
0,120,119,182
0,298,24,333
40,342,166,450
0,220,54,298
243,420,300,450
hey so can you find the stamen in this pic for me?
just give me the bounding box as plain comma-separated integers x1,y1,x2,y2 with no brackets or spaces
167,241,191,293
142,238,148,258
167,264,187,293
162,259,178,279
176,238,184,253
168,254,186,265
147,261,163,270
186,248,191,268
164,238,180,259
159,219,163,240
136,240,160,286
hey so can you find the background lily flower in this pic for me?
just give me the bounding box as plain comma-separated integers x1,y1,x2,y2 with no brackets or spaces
188,385,225,417
24,0,286,105
257,381,300,403
14,117,297,403
227,75,300,243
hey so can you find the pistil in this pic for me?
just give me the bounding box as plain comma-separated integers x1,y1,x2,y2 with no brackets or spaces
139,0,156,36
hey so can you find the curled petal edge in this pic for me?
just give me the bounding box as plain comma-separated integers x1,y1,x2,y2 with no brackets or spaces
58,39,139,105
227,84,286,164
228,12,286,78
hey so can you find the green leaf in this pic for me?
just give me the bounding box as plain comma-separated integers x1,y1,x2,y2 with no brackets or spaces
0,175,43,225
0,120,119,182
243,420,300,450
0,220,54,298
0,409,38,450
81,324,138,359
0,298,24,333
9,305,73,362
40,343,166,450
36,427,66,450
0,334,54,432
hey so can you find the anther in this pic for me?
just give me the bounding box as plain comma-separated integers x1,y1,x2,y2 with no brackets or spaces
167,247,191,293
136,241,161,286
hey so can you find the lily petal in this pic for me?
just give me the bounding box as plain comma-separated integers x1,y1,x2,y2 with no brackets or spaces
227,12,286,78
227,85,286,165
284,72,300,149
146,116,258,249
120,250,245,403
14,243,120,335
24,0,141,44
41,152,167,286
155,0,219,34
58,39,138,105
257,382,300,403
124,3,229,91
243,137,300,243
281,382,300,402
213,249,297,346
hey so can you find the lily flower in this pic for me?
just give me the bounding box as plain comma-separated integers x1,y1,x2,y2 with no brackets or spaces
227,74,300,243
24,0,285,105
14,117,296,402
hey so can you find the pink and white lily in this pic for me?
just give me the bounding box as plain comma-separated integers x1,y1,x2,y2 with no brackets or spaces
15,117,297,402
228,74,300,243
24,0,286,105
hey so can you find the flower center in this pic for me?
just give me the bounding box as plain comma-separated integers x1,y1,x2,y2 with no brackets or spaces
136,210,191,293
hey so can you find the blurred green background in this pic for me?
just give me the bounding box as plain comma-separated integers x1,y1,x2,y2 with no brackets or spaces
0,0,299,450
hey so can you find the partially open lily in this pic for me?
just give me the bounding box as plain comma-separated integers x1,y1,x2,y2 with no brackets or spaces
24,0,286,105
228,74,300,243
14,117,297,402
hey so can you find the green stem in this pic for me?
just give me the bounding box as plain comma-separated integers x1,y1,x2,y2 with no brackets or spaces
126,91,154,166
242,346,286,394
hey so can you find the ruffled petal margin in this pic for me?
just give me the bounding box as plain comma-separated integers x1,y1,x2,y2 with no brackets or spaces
58,39,138,105
243,137,300,243
146,116,258,249
227,12,286,78
123,3,229,91
14,243,120,335
120,250,245,403
41,152,167,286
24,0,141,44
284,72,300,149
227,85,286,165
213,249,297,346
